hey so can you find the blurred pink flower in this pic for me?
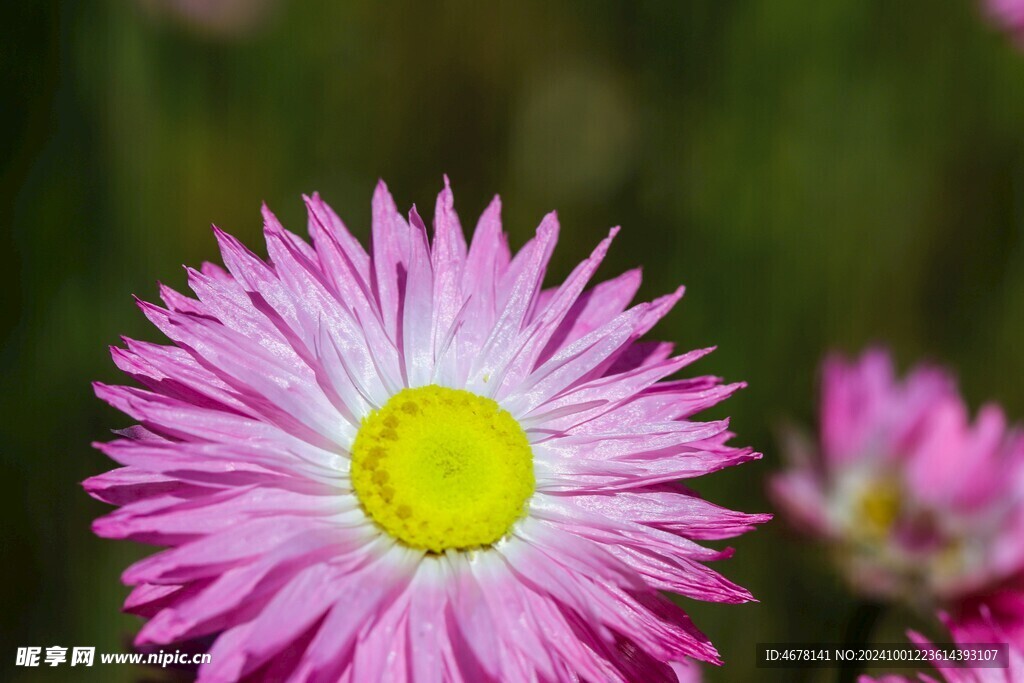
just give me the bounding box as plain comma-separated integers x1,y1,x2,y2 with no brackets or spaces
87,180,766,681
986,0,1024,46
860,609,1023,683
771,348,1024,633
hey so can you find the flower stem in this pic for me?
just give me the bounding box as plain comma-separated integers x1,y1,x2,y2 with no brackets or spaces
838,600,885,683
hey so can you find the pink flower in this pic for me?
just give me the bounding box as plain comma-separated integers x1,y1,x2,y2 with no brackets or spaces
771,348,1024,630
860,609,1024,683
86,179,767,681
986,0,1024,46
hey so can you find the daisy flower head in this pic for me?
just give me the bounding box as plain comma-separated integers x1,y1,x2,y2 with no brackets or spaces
86,179,767,682
771,348,1024,626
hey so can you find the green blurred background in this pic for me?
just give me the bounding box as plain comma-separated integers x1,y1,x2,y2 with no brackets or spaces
3,1,1024,681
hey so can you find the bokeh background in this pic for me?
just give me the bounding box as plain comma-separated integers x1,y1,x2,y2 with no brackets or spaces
3,1,1024,681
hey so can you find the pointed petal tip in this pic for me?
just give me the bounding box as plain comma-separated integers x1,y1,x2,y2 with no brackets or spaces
437,177,456,213
592,227,620,258
133,297,163,314
372,180,400,219
261,207,284,236
538,211,560,237
302,192,323,211
611,266,643,289
701,646,724,667
409,204,429,231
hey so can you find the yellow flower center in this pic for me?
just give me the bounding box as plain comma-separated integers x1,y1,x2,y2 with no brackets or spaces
350,385,535,553
856,481,902,538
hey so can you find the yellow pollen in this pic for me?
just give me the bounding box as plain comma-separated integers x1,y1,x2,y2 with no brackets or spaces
350,385,535,552
856,481,902,538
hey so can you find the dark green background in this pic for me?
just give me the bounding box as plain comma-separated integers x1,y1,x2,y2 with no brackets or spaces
3,1,1024,681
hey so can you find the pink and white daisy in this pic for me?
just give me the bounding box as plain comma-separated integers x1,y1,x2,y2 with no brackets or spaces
771,348,1024,636
860,609,1024,683
86,179,766,681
